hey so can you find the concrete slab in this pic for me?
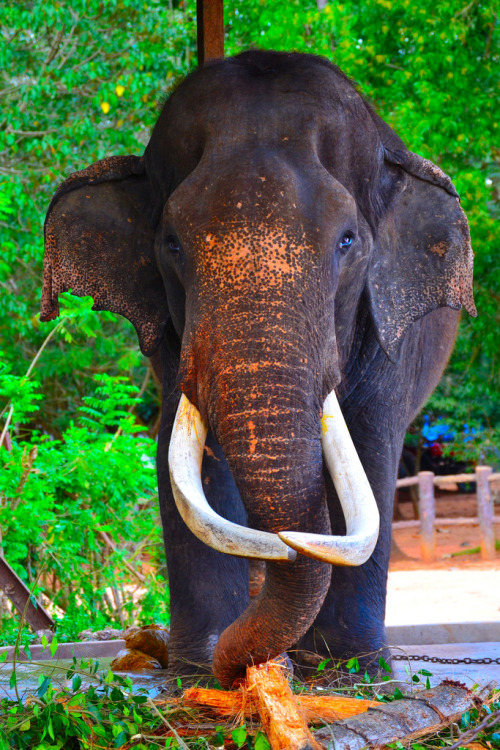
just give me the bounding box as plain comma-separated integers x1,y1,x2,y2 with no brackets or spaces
386,621,500,645
391,641,500,687
0,639,125,662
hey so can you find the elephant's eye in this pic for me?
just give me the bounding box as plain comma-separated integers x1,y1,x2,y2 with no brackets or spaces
166,234,181,255
339,233,354,251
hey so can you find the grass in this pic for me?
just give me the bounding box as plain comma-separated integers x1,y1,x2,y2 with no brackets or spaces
1,648,499,750
450,539,500,557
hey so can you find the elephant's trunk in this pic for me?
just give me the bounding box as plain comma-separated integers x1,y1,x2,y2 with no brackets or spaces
210,370,332,687
213,557,330,687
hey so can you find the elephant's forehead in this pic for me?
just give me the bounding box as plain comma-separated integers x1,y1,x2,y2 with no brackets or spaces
194,223,311,293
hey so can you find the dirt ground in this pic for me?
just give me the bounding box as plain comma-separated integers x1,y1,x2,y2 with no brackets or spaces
391,490,500,570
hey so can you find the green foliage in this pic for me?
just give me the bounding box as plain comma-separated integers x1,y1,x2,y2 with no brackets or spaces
0,662,166,749
0,330,167,640
0,656,278,748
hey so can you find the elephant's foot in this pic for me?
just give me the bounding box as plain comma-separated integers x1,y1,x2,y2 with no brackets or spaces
293,627,391,684
161,628,220,688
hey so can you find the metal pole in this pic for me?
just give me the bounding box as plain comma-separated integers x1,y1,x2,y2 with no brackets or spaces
197,0,224,66
476,466,496,561
418,471,436,563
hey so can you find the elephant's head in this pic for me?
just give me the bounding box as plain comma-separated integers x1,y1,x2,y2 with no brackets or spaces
41,51,475,686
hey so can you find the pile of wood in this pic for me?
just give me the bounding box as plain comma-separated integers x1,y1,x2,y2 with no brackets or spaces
180,660,479,750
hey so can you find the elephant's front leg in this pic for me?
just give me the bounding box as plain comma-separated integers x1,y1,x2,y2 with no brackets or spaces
296,405,404,675
157,401,249,679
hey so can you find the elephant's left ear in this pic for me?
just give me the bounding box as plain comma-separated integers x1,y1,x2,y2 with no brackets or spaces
41,155,168,356
367,130,476,361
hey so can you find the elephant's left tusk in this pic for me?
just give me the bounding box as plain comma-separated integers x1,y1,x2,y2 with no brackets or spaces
168,394,297,562
278,388,380,566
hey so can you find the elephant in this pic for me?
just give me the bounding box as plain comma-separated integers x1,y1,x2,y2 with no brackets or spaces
40,50,475,689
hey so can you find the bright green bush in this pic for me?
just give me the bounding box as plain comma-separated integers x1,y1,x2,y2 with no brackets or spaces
0,304,168,642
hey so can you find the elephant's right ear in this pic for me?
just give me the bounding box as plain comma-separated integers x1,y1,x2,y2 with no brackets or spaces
41,155,168,356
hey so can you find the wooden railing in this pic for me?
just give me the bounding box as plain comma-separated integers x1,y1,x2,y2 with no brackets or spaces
393,466,500,562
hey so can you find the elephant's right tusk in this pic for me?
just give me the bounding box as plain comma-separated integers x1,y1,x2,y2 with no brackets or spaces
168,394,297,562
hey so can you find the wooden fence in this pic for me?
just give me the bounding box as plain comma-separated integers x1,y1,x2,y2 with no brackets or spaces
393,466,500,562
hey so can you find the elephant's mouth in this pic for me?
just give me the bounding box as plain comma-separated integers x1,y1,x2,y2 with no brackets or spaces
168,388,380,567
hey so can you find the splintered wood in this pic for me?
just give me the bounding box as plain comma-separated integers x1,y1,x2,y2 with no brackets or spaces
247,661,321,750
182,662,478,750
183,678,377,724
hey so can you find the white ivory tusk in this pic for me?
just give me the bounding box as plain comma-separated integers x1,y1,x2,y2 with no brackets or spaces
168,394,296,561
278,389,380,566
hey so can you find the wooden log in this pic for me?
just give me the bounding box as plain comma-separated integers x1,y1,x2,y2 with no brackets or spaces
397,469,500,489
314,682,476,750
476,466,496,560
0,556,54,632
418,471,436,562
392,515,500,529
396,476,419,488
182,686,377,723
246,661,321,750
295,695,378,724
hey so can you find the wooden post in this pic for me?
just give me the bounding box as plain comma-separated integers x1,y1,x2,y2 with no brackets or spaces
476,466,496,560
418,471,435,562
197,0,224,66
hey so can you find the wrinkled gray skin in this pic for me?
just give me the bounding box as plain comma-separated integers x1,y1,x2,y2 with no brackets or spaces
41,51,475,688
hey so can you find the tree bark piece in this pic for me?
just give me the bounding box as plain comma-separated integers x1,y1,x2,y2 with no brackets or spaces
314,682,476,750
0,556,54,631
182,685,377,723
247,661,322,750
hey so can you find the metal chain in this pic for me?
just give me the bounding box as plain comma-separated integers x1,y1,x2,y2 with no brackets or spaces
392,653,500,665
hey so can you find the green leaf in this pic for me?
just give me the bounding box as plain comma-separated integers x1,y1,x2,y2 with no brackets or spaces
232,725,247,747
38,675,51,698
114,730,128,747
378,657,391,674
20,719,31,731
317,658,331,672
254,731,271,750
346,657,360,673
50,636,59,658
104,669,114,684
72,674,82,692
